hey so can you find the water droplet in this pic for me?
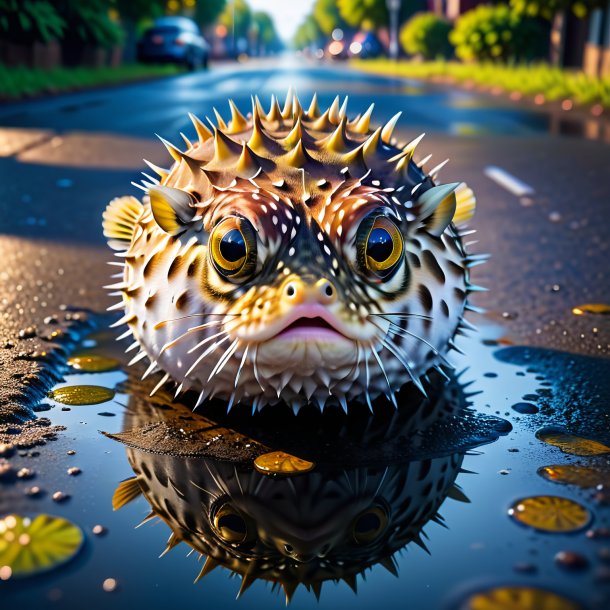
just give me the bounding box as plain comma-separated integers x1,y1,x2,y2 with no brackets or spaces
48,385,115,406
512,402,539,414
56,178,73,188
508,495,591,533
254,451,315,476
536,427,610,456
572,303,610,316
67,354,120,373
0,514,83,578
458,586,583,610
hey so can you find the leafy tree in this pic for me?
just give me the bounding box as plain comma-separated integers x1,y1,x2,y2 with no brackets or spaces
54,0,123,49
293,14,323,49
195,0,227,26
313,0,347,36
400,12,452,60
251,11,277,46
337,0,424,30
450,3,546,62
219,0,251,41
0,0,65,44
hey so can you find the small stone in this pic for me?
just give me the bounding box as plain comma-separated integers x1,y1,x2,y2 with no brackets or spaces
16,467,35,479
102,578,118,592
33,403,52,413
61,407,71,412
52,491,69,503
0,443,14,457
499,469,511,475
508,448,520,453
512,402,539,415
67,467,81,476
67,450,76,455
549,211,562,223
554,550,590,571
586,527,610,540
25,485,43,497
92,525,107,536
0,461,14,479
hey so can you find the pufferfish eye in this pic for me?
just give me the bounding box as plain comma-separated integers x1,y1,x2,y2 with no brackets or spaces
358,215,404,277
209,217,257,279
351,504,389,544
212,502,256,545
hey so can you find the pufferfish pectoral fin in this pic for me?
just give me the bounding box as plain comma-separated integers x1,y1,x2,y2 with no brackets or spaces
453,182,476,226
103,195,143,251
112,475,143,510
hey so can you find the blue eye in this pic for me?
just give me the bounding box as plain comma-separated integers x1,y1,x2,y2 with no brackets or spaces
367,228,393,263
219,229,246,263
363,217,403,273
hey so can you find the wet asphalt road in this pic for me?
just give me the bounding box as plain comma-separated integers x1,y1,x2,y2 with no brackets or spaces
0,56,608,421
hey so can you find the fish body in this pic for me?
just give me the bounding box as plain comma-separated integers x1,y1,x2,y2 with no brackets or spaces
103,92,479,412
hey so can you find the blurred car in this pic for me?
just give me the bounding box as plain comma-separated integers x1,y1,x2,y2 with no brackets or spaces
138,17,209,70
348,31,383,59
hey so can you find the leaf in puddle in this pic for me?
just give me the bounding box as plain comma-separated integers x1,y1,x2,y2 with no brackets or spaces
535,427,610,456
68,354,120,372
49,385,115,405
571,303,610,316
508,495,591,533
459,585,583,610
538,464,610,489
254,451,315,476
0,514,83,579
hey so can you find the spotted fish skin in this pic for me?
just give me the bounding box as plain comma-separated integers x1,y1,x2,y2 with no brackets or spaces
103,92,480,412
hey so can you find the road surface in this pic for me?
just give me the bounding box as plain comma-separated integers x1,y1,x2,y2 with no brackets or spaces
0,56,608,424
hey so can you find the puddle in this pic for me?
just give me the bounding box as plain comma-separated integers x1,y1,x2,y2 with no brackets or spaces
1,319,609,609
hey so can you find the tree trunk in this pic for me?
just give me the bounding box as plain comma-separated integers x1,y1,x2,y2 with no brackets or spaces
550,10,566,66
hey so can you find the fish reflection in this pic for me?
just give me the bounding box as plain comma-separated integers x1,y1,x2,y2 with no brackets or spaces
108,374,508,602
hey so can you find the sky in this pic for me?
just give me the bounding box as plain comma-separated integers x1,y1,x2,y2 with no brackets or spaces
247,0,316,42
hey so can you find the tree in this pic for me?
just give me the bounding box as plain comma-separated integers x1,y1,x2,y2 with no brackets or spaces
337,0,424,30
510,0,606,65
195,0,226,27
293,14,323,49
251,11,281,54
400,12,452,60
313,0,347,36
0,0,65,44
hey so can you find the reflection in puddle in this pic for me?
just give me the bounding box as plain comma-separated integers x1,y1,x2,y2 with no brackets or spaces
3,320,610,609
105,371,504,602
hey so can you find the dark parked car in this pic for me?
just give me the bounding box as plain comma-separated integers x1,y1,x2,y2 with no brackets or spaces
137,17,209,70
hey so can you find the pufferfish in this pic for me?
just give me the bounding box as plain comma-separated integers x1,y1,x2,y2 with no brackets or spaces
103,91,484,413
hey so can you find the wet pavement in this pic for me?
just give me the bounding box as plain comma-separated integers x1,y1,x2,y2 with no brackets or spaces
0,56,609,609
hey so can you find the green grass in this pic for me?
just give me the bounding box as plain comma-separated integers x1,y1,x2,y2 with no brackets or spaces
0,63,186,100
351,59,610,109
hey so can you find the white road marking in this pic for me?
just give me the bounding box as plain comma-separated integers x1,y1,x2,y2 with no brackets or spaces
483,165,535,197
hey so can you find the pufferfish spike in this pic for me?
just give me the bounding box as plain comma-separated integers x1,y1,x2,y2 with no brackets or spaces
292,92,303,119
381,111,402,144
236,142,262,178
350,103,375,134
155,134,183,163
280,115,303,148
143,158,169,181
328,95,341,124
266,94,282,123
306,92,320,118
212,107,228,130
188,112,213,143
323,115,349,153
285,138,314,168
213,127,243,163
228,99,249,134
281,86,294,120
362,126,382,159
194,555,219,583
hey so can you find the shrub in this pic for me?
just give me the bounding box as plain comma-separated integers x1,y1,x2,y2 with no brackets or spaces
400,12,453,60
449,4,547,62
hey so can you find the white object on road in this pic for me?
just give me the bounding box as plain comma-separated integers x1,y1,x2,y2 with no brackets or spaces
483,166,535,197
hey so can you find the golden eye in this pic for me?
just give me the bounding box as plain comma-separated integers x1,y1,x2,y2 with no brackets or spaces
352,505,388,545
212,503,254,544
363,216,403,274
209,217,256,278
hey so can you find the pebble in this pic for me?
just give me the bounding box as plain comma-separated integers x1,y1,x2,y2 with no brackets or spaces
512,402,539,414
102,578,118,592
0,443,14,457
67,450,76,455
16,467,34,479
499,469,511,475
25,486,42,497
92,525,107,536
554,550,590,571
52,491,69,503
67,467,81,476
587,527,610,540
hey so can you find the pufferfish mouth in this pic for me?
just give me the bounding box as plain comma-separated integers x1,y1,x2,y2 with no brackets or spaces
240,304,354,344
